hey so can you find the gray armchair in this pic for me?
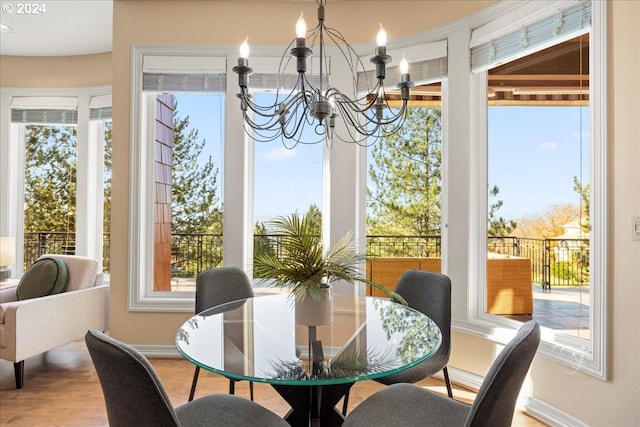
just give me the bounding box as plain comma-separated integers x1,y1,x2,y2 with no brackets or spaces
188,266,255,401
85,330,288,427
343,269,452,415
343,320,541,427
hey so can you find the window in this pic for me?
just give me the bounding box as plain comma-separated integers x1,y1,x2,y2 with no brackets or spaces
251,92,324,276
1,91,111,275
468,0,608,378
129,47,227,309
365,42,447,296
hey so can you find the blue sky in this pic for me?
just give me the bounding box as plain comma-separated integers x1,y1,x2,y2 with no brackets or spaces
175,94,589,223
488,106,589,220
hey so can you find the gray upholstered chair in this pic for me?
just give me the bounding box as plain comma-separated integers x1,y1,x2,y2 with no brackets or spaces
342,269,452,415
342,320,541,427
188,266,255,402
85,329,288,427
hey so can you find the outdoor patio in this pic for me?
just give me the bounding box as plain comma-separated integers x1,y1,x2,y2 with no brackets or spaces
171,277,590,339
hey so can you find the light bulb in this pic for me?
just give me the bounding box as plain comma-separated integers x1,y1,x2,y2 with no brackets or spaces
376,23,387,47
296,13,307,38
399,54,409,74
239,37,250,59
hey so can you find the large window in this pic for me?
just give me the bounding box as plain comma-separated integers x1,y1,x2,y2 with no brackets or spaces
251,92,324,277
126,4,609,378
485,36,590,340
1,91,111,275
469,0,608,378
366,88,444,295
364,42,448,296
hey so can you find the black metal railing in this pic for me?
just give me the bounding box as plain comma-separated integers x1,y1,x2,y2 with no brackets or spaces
23,232,589,288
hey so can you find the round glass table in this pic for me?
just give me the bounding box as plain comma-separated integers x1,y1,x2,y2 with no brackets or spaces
176,293,441,427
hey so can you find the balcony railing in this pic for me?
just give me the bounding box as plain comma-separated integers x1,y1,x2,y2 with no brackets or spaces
23,232,589,288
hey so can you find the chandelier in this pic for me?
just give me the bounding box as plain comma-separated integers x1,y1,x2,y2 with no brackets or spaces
232,0,414,148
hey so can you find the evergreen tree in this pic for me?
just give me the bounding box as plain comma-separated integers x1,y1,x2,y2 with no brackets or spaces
572,176,590,282
24,125,77,233
487,185,517,237
367,108,442,236
304,204,322,235
171,103,221,234
103,122,112,234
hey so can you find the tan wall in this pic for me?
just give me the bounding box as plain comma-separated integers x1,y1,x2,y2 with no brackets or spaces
0,53,111,88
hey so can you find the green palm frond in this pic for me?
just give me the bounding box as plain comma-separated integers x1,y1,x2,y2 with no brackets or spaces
254,213,404,304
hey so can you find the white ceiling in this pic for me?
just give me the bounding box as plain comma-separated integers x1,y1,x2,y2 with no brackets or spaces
0,0,113,56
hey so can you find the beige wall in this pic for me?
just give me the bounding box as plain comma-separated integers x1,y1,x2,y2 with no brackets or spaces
1,1,638,425
0,53,111,88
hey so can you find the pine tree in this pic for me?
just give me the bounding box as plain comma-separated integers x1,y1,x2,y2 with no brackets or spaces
171,104,221,234
487,185,517,237
24,125,77,233
367,107,442,236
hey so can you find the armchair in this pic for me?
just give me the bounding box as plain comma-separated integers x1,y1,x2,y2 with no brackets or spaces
0,254,109,388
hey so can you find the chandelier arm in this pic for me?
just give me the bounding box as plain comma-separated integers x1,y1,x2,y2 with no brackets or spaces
322,26,371,94
233,0,412,147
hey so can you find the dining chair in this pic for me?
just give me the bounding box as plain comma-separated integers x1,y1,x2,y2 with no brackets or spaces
188,266,255,402
342,269,453,415
85,329,288,427
342,320,541,427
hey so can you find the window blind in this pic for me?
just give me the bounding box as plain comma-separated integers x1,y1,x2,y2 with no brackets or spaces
357,40,448,92
89,94,112,120
142,55,226,92
11,109,78,124
244,56,327,91
471,0,591,73
11,96,79,124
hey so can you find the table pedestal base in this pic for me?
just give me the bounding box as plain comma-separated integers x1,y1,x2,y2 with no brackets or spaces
272,382,354,427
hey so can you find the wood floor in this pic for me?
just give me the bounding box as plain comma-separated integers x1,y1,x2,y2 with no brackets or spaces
0,339,547,426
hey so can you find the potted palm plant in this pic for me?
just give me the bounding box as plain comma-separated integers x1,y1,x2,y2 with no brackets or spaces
253,213,400,325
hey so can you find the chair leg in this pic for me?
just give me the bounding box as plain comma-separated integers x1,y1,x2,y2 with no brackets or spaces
342,390,350,416
188,366,200,402
443,366,453,398
229,379,235,395
14,361,24,389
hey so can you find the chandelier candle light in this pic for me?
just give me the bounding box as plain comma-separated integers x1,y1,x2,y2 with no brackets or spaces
232,0,414,147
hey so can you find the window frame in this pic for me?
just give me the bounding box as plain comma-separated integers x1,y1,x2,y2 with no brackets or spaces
0,87,111,276
462,0,608,379
128,45,231,311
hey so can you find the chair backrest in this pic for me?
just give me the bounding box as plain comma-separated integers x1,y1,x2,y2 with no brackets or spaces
85,330,180,427
394,270,452,360
195,266,254,313
465,320,541,427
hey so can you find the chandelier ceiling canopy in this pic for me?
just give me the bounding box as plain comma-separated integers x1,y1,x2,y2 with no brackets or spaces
233,0,414,148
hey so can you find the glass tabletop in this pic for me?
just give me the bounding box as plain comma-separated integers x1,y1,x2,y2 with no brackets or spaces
176,293,441,386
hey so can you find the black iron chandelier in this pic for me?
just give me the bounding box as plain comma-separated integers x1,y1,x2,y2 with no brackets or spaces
232,0,414,148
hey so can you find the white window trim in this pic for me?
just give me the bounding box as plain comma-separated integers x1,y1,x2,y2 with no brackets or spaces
0,86,111,275
129,45,234,312
459,0,608,380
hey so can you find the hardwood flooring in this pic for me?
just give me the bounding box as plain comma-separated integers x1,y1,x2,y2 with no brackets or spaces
0,339,547,426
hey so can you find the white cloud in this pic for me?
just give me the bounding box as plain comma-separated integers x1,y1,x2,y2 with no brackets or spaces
540,141,558,151
264,146,297,161
571,131,590,140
